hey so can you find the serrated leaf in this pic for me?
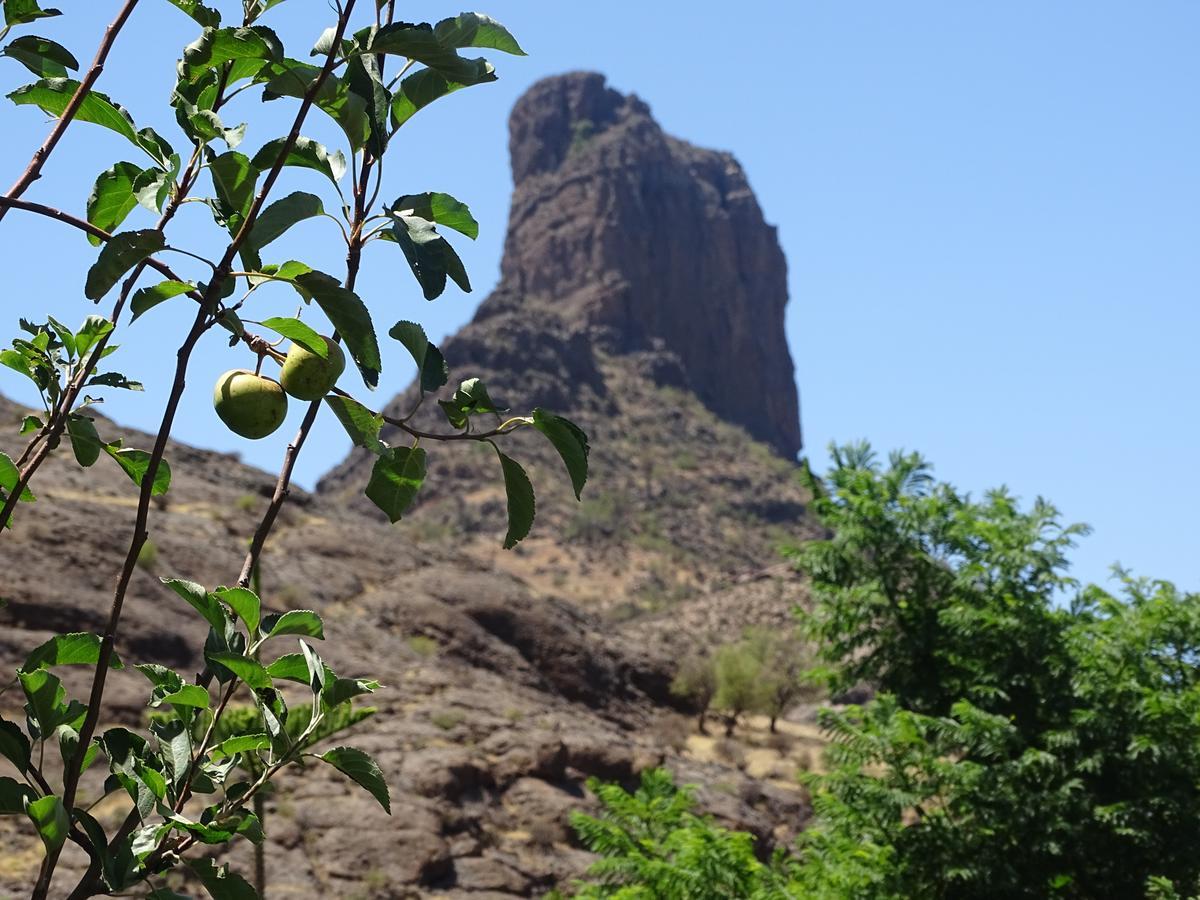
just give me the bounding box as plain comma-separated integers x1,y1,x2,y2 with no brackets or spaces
391,192,477,239
324,394,384,452
250,135,345,185
289,270,380,388
211,733,270,760
0,718,31,772
261,316,325,357
438,377,502,429
4,1,62,28
388,320,448,393
214,586,260,634
130,279,194,322
319,746,390,814
390,63,495,129
161,578,227,631
261,609,324,640
205,653,272,690
532,409,590,500
182,25,282,80
357,22,496,86
384,214,470,300
189,857,258,900
242,190,323,268
164,0,220,27
7,78,152,156
3,35,78,78
260,60,369,151
26,795,69,853
346,50,389,158
433,12,526,55
496,449,535,550
105,443,171,495
74,314,113,358
0,450,34,503
22,632,121,671
366,446,426,523
160,685,211,709
0,776,35,814
208,150,258,231
66,413,102,467
85,162,144,247
84,229,165,301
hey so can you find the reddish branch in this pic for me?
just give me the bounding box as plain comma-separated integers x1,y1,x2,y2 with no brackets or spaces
0,0,142,223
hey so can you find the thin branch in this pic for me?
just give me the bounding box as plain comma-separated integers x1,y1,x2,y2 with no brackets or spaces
0,0,142,222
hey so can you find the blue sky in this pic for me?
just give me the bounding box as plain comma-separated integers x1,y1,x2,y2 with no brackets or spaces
1,1,1196,590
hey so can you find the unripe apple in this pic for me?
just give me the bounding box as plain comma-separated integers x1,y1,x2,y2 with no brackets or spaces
213,370,288,439
279,337,345,401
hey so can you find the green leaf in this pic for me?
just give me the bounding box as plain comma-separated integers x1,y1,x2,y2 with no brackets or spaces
161,578,227,631
182,26,282,80
532,409,590,500
214,586,260,634
131,163,175,212
243,190,323,267
20,415,42,434
130,279,194,322
26,795,69,853
0,776,35,815
261,316,326,358
388,320,448,393
170,809,261,844
189,857,259,900
299,639,326,692
2,35,78,78
22,632,121,671
3,1,61,28
8,78,144,151
208,150,258,232
164,0,221,28
84,229,165,301
87,372,143,392
324,676,379,707
365,446,426,524
151,717,192,787
385,214,470,300
433,12,526,55
438,377,503,429
390,63,495,129
391,192,477,240
18,669,66,737
0,718,31,772
345,51,389,158
318,746,390,814
496,449,535,550
74,314,113,358
66,414,102,467
211,733,270,759
250,135,345,185
260,60,369,151
262,609,324,640
0,450,34,503
324,394,384,452
205,653,272,690
159,684,211,709
357,22,496,85
290,270,380,388
105,443,171,496
85,162,145,246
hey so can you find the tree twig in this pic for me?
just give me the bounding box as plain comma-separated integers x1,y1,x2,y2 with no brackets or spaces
0,0,142,223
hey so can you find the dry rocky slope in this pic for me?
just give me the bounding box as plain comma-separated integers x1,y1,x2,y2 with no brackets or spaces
0,73,820,898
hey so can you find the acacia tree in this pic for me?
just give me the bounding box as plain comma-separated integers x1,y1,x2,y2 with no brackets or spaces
0,2,589,897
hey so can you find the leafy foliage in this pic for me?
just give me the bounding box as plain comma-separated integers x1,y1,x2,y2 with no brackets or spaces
785,445,1200,898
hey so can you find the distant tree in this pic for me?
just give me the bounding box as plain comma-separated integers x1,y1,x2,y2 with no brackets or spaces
747,628,819,733
670,651,716,734
567,768,796,900
711,640,766,736
784,444,1200,898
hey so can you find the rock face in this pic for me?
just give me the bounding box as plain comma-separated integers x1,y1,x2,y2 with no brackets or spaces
498,72,800,459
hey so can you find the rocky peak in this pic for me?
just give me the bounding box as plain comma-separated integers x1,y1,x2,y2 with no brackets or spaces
486,71,801,458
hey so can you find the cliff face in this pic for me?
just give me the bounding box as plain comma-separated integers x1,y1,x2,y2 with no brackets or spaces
494,72,801,458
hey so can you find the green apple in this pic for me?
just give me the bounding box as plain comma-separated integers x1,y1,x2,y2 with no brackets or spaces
279,337,345,401
213,369,288,439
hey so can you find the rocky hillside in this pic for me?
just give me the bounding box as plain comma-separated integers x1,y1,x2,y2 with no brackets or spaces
0,73,819,898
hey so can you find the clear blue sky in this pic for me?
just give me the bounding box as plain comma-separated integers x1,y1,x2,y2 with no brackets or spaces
1,2,1196,591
